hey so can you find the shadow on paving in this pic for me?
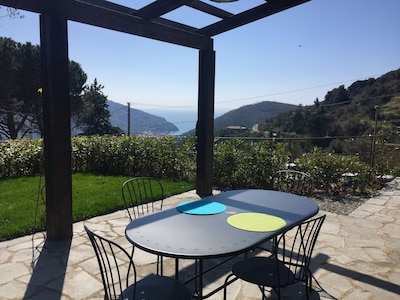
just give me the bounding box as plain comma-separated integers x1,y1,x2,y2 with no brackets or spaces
171,243,324,300
312,253,400,297
24,238,71,299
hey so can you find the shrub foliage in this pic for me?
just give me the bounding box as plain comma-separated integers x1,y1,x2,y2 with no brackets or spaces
1,136,396,196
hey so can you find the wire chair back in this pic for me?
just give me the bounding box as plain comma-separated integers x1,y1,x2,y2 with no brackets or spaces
272,170,313,196
122,177,165,220
85,226,136,300
274,215,326,288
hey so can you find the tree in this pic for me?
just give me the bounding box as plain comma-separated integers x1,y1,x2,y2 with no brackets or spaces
0,37,88,139
0,37,123,139
0,6,23,19
324,85,351,105
69,61,88,131
77,79,123,135
15,41,42,136
0,38,39,139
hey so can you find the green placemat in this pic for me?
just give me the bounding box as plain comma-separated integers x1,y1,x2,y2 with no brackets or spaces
227,213,286,232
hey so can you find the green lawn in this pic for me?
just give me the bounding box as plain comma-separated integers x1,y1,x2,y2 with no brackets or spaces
0,174,195,241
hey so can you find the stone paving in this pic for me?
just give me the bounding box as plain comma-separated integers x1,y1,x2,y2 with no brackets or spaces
1,179,400,299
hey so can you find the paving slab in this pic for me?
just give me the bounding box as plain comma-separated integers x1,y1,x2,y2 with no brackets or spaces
1,181,400,299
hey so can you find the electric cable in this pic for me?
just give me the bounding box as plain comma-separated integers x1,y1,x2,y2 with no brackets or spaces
30,152,46,270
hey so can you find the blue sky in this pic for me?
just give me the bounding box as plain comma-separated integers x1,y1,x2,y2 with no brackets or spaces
1,0,399,115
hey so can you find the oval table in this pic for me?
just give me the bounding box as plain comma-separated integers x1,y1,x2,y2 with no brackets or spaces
125,189,319,299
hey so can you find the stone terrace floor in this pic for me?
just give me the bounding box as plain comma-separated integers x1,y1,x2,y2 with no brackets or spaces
1,178,400,299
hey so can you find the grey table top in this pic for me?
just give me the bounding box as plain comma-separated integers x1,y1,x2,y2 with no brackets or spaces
125,189,319,259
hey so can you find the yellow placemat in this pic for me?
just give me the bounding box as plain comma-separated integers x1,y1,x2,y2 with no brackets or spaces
227,213,286,232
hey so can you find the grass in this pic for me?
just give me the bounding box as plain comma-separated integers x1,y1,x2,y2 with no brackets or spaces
0,174,195,241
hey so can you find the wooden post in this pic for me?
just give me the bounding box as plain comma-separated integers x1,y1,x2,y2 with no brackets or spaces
196,47,215,197
40,11,73,239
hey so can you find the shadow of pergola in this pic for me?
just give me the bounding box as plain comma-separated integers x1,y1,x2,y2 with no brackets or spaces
23,238,71,299
312,253,400,297
20,234,399,299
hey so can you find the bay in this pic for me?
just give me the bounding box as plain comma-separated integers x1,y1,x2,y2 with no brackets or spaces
142,109,225,136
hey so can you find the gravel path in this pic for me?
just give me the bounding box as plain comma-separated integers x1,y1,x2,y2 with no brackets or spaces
310,194,369,215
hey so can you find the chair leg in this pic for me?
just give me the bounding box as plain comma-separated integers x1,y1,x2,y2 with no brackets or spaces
268,287,281,300
175,258,179,280
305,273,312,300
223,273,240,300
223,273,235,300
194,259,198,293
258,285,270,300
156,255,163,275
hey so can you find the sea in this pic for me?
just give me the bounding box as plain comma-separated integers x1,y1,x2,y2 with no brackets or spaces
142,109,225,136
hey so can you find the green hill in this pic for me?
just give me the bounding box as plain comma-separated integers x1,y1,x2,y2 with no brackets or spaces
214,101,297,132
184,101,297,135
259,69,400,140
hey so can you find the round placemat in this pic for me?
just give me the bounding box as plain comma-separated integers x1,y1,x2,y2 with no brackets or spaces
176,200,226,215
227,213,286,232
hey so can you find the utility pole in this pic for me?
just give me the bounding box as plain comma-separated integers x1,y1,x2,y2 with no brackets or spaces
370,105,378,169
127,102,131,136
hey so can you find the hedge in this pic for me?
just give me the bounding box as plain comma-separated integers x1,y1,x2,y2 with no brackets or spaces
1,136,386,196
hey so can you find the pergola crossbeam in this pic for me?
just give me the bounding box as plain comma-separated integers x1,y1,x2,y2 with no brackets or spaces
197,0,310,37
187,1,234,19
136,0,193,19
0,0,212,49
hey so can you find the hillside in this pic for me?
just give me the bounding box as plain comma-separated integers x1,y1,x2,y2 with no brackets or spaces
108,100,178,135
259,69,400,140
183,101,297,135
107,68,400,138
214,101,297,132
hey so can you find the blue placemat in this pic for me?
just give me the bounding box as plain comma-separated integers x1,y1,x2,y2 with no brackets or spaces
176,200,226,215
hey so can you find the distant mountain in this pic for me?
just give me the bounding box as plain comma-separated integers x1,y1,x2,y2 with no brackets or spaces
183,101,298,135
108,100,178,136
214,101,298,132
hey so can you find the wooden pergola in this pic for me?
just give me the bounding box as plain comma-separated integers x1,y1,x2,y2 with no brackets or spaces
1,0,310,239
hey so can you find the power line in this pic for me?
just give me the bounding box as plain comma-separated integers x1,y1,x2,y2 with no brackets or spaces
130,102,196,109
109,106,126,114
318,93,400,108
128,73,389,109
216,74,388,105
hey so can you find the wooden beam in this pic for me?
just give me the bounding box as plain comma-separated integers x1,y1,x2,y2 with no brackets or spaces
79,0,198,33
136,0,193,19
187,1,233,19
197,0,311,37
40,12,73,239
0,0,212,50
0,0,43,12
66,1,211,49
196,47,215,197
